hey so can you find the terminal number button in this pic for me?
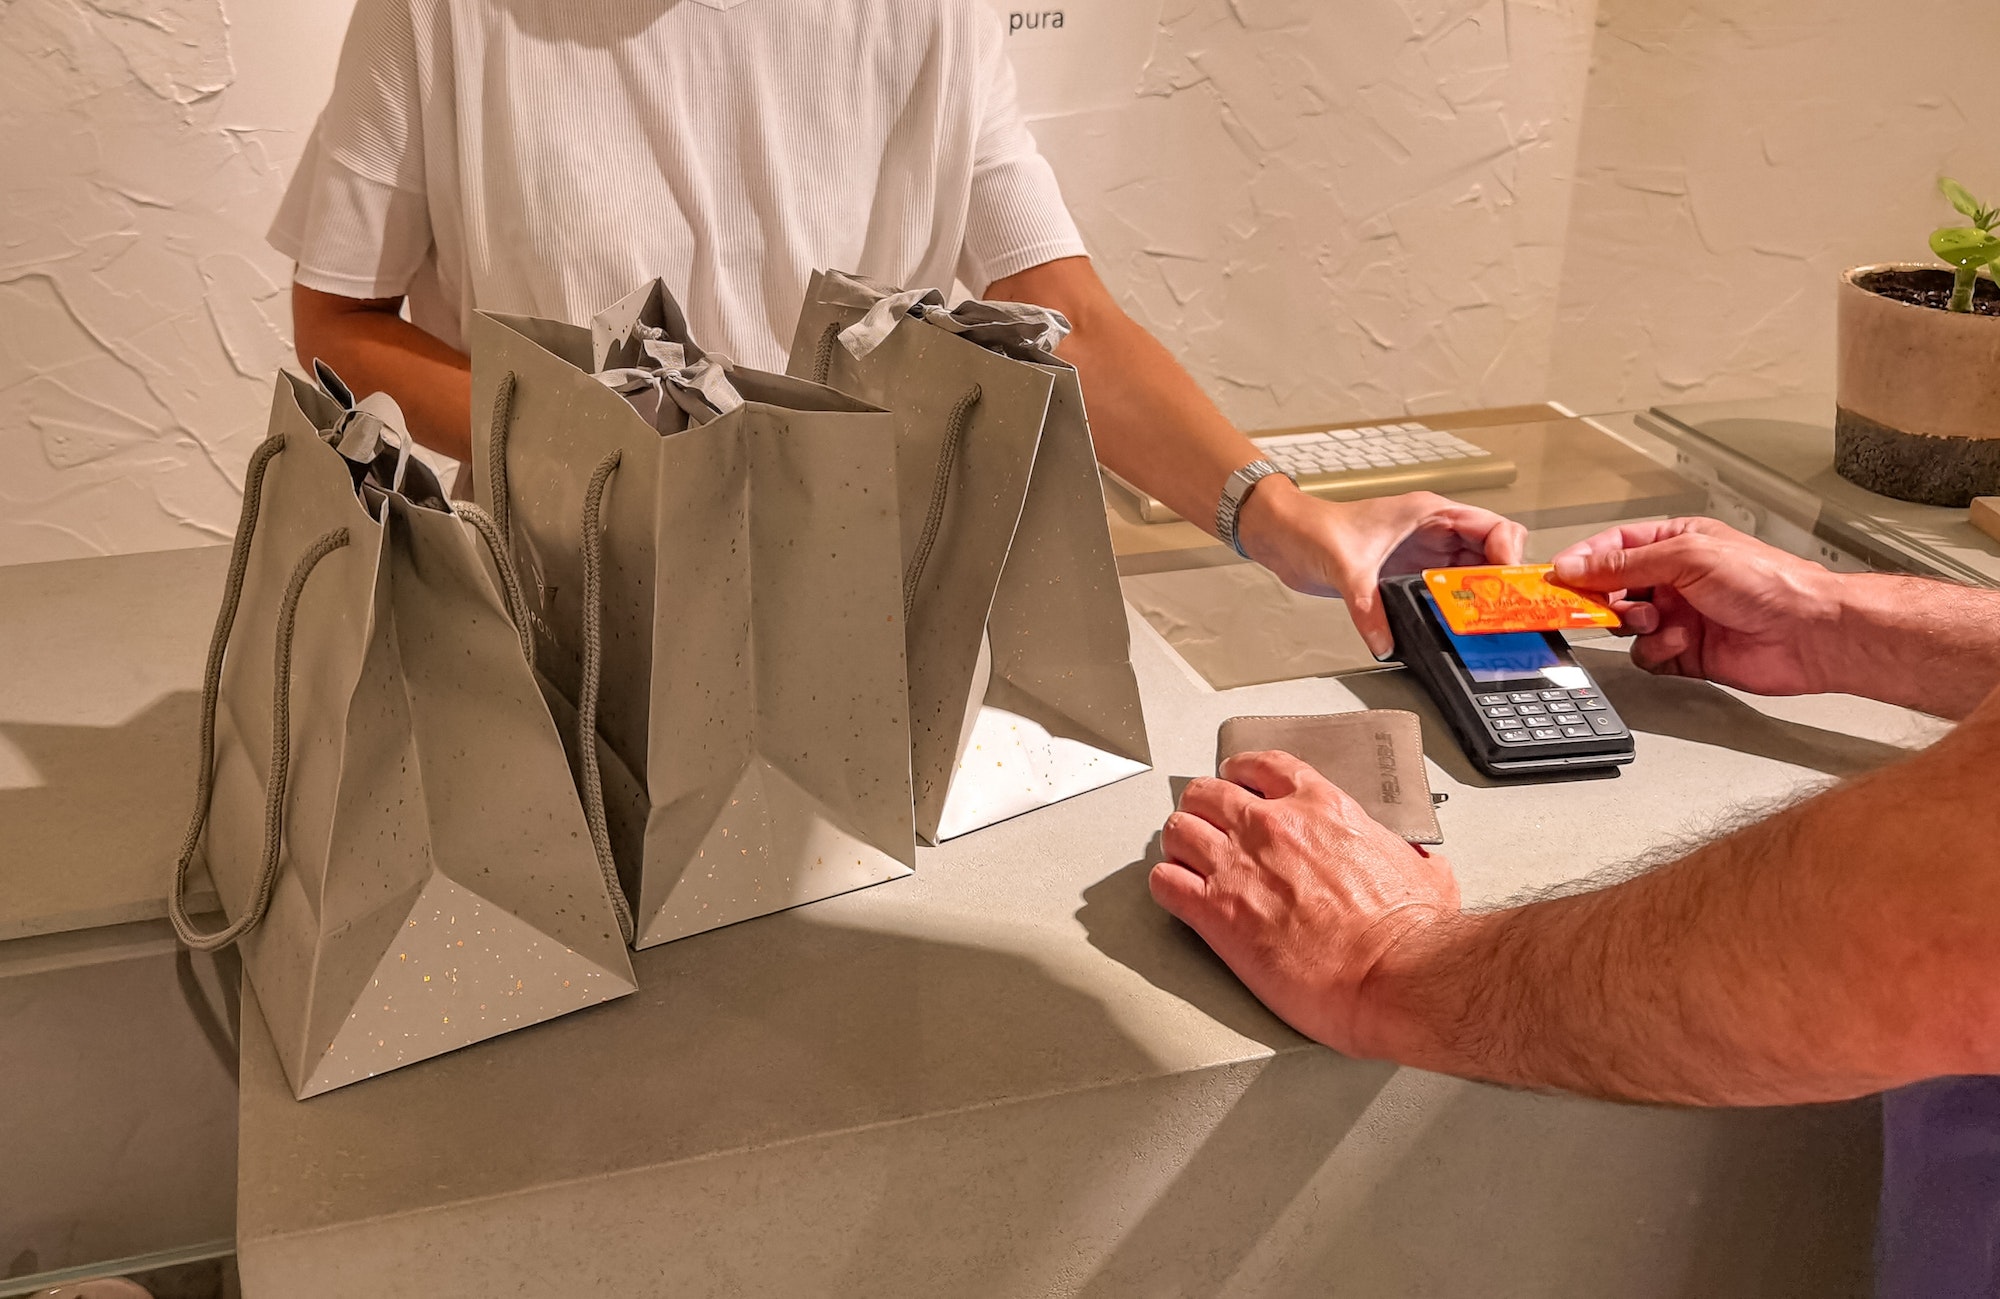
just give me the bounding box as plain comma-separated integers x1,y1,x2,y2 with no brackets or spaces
1560,724,1591,739
1497,730,1531,744
1484,705,1517,719
1530,727,1562,741
1476,694,1508,706
1507,692,1538,703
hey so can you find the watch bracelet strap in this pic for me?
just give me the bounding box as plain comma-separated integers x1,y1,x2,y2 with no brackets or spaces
1216,459,1292,559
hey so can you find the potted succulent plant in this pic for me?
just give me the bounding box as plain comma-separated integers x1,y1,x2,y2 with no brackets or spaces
1835,179,2000,506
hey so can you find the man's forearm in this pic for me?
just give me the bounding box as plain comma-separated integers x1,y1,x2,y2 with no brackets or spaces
292,285,474,461
1825,573,2000,719
1361,699,2000,1105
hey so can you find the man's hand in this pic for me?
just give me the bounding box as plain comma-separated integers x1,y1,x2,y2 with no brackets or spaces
1549,517,1846,696
1239,481,1526,657
1150,750,1462,1057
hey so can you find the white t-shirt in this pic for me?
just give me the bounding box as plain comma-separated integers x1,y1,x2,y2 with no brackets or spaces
269,0,1087,371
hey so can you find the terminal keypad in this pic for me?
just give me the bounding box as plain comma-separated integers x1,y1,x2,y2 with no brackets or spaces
1480,683,1626,746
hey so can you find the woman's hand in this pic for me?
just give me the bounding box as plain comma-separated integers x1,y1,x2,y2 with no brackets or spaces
1237,479,1527,656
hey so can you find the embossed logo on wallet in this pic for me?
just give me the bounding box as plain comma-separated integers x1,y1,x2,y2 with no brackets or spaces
1374,729,1403,805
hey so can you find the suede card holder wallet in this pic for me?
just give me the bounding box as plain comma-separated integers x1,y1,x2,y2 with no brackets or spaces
1215,710,1444,845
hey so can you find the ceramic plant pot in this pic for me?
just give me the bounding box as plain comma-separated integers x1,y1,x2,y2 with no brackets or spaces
1836,263,2000,506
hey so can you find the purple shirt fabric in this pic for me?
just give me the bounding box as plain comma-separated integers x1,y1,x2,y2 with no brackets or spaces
1878,1075,2000,1297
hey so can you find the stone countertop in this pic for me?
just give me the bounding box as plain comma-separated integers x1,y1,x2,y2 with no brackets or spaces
233,587,1937,1297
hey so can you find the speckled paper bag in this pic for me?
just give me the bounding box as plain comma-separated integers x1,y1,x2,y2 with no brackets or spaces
789,271,1151,843
175,370,637,1100
471,282,916,948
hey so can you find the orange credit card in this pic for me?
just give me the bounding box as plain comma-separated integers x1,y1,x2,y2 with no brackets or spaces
1422,564,1619,636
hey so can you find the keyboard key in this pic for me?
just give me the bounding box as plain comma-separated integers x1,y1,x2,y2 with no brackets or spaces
1588,713,1624,735
1517,703,1547,716
1548,701,1577,714
1476,694,1507,706
1577,699,1606,712
1497,730,1531,744
1538,690,1568,700
1530,727,1562,741
1507,692,1537,703
1561,724,1591,738
1484,705,1517,719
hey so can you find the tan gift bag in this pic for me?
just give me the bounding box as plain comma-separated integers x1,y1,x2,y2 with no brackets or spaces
788,271,1151,843
169,365,637,1100
470,282,915,949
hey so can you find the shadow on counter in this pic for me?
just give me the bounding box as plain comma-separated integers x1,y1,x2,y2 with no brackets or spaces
1569,646,1911,779
1070,813,1878,1297
1336,649,1908,788
1070,829,1399,1299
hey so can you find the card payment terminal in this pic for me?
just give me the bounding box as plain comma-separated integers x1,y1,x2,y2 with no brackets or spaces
1380,574,1634,777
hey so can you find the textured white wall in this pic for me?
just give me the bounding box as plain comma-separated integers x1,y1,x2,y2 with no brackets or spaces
1036,0,1599,429
5,0,1997,564
0,0,354,566
1549,0,2000,412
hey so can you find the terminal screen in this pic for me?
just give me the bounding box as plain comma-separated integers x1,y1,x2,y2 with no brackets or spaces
1428,593,1562,683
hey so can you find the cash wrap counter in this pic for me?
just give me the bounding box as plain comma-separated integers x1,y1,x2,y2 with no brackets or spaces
3,404,1977,1297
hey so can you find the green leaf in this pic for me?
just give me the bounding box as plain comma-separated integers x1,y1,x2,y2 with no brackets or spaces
1931,225,2000,268
1941,177,1985,220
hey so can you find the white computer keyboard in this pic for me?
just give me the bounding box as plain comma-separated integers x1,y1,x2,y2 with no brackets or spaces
1108,421,1518,524
1260,423,1490,475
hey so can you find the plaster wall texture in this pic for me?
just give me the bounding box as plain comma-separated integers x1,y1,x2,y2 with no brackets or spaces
1032,0,1600,428
1548,0,2000,412
4,0,1997,565
0,0,355,566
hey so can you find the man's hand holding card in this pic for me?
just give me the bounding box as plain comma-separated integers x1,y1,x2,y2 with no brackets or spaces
1423,563,1620,636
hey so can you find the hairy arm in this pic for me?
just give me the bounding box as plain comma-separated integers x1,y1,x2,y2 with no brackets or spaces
1164,520,2000,1104
1363,692,2000,1104
1552,519,2000,721
1822,574,2000,719
292,284,473,461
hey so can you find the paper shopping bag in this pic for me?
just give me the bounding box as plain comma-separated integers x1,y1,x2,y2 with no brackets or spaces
471,281,915,948
788,270,1151,843
169,366,636,1100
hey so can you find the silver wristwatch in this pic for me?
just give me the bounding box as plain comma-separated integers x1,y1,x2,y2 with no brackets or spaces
1215,459,1293,559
